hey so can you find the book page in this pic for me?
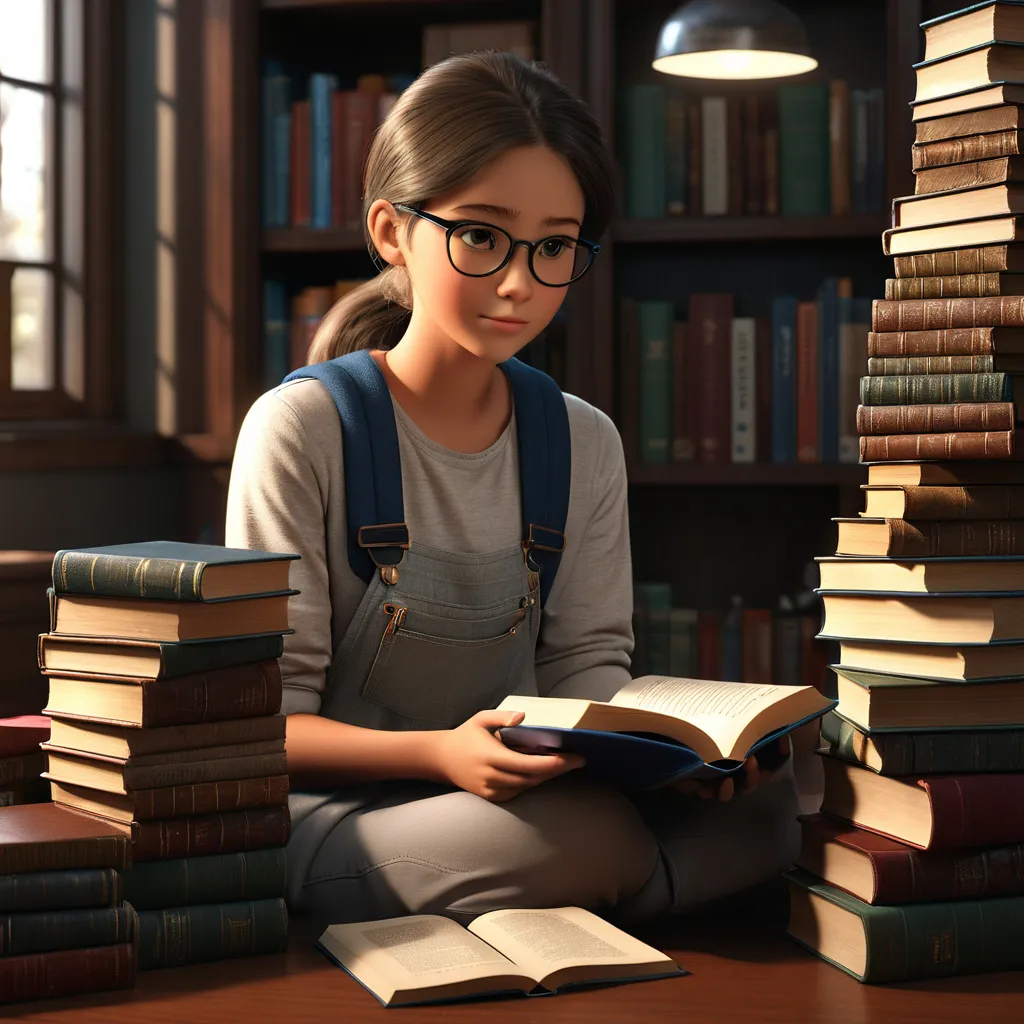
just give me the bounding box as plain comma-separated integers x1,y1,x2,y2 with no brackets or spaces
468,906,675,988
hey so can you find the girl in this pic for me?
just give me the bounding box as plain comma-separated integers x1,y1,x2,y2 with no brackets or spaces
226,51,802,928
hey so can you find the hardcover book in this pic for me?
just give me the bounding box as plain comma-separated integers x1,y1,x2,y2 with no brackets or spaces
834,515,1024,557
817,554,1024,593
836,637,1024,680
0,941,137,1005
0,804,130,874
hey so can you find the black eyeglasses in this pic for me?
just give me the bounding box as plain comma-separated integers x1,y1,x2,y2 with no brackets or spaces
393,203,600,287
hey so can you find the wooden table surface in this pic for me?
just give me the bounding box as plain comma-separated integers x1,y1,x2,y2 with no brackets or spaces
10,883,1023,1023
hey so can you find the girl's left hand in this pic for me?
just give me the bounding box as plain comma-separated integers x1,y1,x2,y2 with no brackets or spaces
670,735,791,802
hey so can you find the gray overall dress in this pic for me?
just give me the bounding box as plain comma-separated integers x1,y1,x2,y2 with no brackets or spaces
282,352,803,926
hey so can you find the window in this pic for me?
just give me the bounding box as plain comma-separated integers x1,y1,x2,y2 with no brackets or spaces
0,0,113,422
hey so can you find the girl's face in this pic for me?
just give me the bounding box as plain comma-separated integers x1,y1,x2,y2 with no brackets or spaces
390,145,587,364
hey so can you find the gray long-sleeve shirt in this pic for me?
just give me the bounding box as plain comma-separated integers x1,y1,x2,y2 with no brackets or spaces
224,375,634,717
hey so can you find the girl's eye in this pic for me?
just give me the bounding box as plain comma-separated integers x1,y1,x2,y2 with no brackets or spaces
539,237,576,259
459,227,497,251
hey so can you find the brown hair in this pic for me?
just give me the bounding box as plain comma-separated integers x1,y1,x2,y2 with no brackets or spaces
306,51,616,363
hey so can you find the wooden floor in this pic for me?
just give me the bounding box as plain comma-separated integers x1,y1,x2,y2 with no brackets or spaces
11,881,1024,1023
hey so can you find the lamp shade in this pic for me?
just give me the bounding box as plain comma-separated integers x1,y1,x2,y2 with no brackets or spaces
653,0,818,80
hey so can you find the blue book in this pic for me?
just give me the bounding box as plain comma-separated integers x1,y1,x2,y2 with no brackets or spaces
771,295,798,462
261,68,291,227
498,679,835,790
263,279,290,388
817,277,839,464
309,72,338,228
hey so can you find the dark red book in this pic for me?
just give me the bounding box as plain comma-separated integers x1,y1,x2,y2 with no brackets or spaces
697,610,721,679
796,300,819,462
689,293,734,464
797,813,1024,905
125,805,290,862
0,717,49,757
290,99,311,227
0,941,136,1005
336,90,377,232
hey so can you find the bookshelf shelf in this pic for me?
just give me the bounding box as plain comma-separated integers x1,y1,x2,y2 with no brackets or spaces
627,463,866,486
263,228,367,253
612,214,890,245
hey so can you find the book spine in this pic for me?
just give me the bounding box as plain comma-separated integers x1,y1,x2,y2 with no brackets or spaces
638,301,674,464
859,430,1016,462
309,73,336,228
0,905,136,957
128,774,290,821
261,72,291,228
860,899,1024,981
330,91,346,229
839,300,871,464
0,942,137,1004
667,608,698,677
124,752,288,791
856,403,1016,436
796,300,819,462
263,279,290,390
870,844,1024,904
731,317,757,462
701,96,728,215
121,848,288,911
343,91,375,231
0,753,44,786
867,355,997,374
687,98,703,215
925,775,1024,850
671,321,695,461
893,246,1011,277
912,130,1023,170
868,329,997,356
915,157,1017,195
618,296,639,464
914,109,1021,143
727,96,744,215
755,315,773,462
762,95,779,216
665,89,688,215
291,99,311,226
0,838,129,876
0,869,120,915
851,88,869,213
137,898,288,970
52,552,208,601
778,84,830,216
866,88,885,212
130,806,290,862
692,294,734,464
885,274,1010,299
142,660,283,727
900,483,1024,518
859,373,1009,404
772,295,798,462
887,519,1024,557
622,85,666,218
829,80,851,215
155,634,285,680
872,297,1024,331
818,278,840,462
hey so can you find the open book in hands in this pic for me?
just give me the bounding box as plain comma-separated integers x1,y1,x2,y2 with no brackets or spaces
316,905,685,1006
497,676,836,790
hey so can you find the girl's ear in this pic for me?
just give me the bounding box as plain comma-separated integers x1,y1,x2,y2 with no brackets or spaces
366,200,407,267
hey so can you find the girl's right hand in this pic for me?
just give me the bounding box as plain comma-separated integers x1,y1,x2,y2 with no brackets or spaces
428,710,586,803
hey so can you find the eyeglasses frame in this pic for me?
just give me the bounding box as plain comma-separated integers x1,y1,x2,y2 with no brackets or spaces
391,203,601,287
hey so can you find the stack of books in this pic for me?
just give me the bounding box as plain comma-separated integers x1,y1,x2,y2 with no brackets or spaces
0,716,50,805
785,1,1024,985
0,803,135,1005
37,541,298,971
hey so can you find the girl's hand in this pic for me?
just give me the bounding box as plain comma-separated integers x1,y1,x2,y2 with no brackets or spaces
671,736,792,802
428,710,586,803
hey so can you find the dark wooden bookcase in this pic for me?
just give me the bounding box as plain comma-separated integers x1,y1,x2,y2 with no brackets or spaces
190,0,936,614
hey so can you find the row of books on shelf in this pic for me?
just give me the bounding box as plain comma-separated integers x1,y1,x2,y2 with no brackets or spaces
621,283,873,467
631,582,827,691
261,20,535,230
619,81,886,220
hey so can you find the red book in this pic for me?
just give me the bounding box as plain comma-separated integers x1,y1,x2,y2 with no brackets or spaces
0,717,49,757
291,99,311,227
797,813,1024,905
689,293,734,464
796,300,819,462
0,942,136,1005
336,90,377,232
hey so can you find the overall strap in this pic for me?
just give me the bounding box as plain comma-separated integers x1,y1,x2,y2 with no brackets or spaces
499,357,571,607
283,350,408,584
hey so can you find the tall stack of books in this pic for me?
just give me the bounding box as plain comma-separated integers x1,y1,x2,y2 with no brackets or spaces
0,803,135,1005
784,1,1024,984
38,541,298,971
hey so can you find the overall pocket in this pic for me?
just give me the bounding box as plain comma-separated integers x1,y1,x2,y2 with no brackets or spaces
361,601,531,729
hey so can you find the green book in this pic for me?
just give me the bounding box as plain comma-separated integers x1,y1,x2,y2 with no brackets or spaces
778,84,830,216
859,372,1011,405
51,541,299,602
620,84,666,218
637,301,674,464
786,867,1024,983
0,904,137,957
0,868,122,913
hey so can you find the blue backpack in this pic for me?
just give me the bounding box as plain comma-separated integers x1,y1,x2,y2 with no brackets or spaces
283,348,570,607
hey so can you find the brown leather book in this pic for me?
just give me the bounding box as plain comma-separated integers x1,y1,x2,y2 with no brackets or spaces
885,272,1024,299
857,402,1017,435
894,244,1024,277
796,300,819,463
914,104,1024,144
51,774,290,823
866,353,1024,373
796,814,1024,905
867,459,1024,484
860,481,1024,518
883,215,1024,256
893,183,1024,231
122,805,290,862
818,754,1024,851
872,295,1024,331
912,130,1024,170
867,326,1024,356
0,803,129,874
0,941,136,1005
835,516,1024,557
915,155,1024,195
860,429,1020,462
42,659,283,728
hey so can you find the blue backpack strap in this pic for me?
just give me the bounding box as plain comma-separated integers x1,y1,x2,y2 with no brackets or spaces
499,357,571,608
283,350,408,584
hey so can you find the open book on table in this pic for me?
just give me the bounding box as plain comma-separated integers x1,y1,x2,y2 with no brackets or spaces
316,905,685,1006
497,676,836,790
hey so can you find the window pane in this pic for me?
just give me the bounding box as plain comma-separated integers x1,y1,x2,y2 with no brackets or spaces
11,265,54,389
0,0,52,84
0,84,52,261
